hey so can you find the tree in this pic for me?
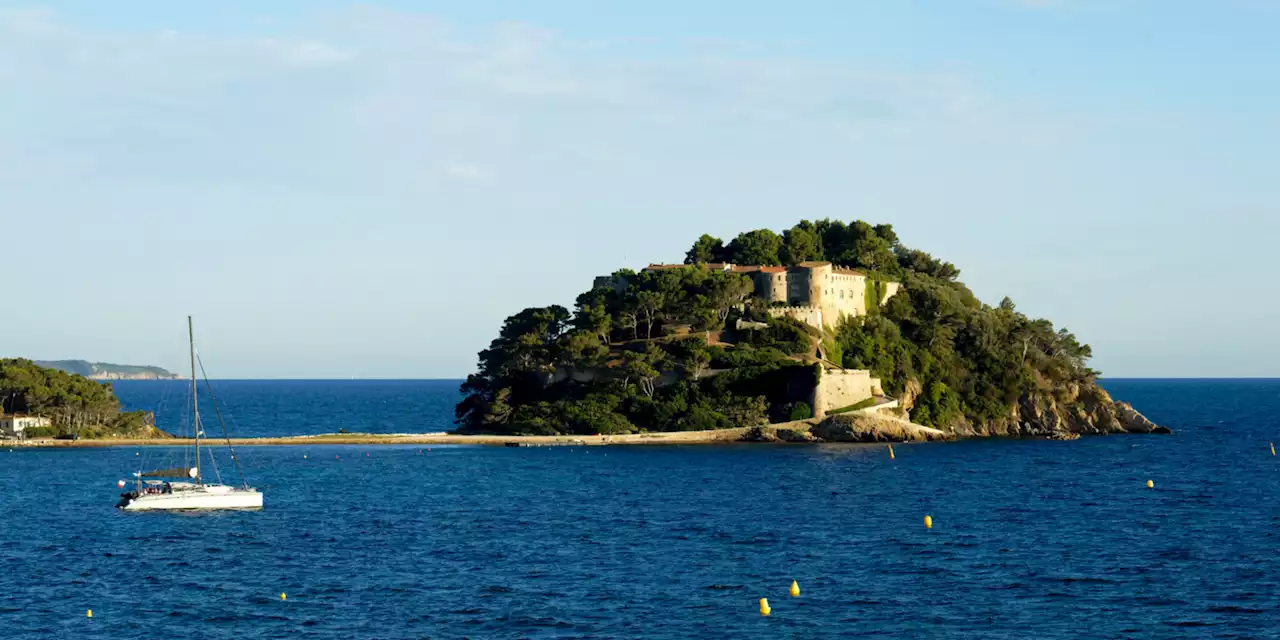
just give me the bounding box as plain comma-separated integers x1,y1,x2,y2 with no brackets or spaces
703,271,754,322
616,309,639,341
560,330,608,369
897,247,960,281
873,223,899,248
573,290,614,344
780,222,822,265
455,306,571,429
685,234,726,264
478,306,570,376
846,221,899,275
622,346,665,397
635,291,666,339
724,229,783,265
684,347,712,380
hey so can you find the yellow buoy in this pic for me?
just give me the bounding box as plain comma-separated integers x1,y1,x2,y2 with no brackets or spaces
790,580,800,597
1271,442,1275,456
759,597,771,616
280,593,287,601
924,515,933,529
1146,480,1154,488
86,609,93,618
888,444,895,460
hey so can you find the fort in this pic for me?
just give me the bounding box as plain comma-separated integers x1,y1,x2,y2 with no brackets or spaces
594,261,904,419
599,261,901,332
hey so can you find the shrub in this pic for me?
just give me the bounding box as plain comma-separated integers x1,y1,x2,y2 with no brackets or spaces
23,426,56,439
788,402,813,421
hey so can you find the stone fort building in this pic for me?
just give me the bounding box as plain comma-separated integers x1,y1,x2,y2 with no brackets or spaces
619,261,901,331
592,262,905,417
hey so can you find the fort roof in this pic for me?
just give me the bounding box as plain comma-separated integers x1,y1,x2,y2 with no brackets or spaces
832,267,866,276
727,265,785,274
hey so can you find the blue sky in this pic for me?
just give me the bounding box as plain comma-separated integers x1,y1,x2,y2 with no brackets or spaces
1,1,1277,378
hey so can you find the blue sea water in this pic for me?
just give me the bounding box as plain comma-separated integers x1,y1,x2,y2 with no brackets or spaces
2,379,1279,638
112,379,464,437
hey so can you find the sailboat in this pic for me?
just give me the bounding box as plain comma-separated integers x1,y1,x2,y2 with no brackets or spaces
116,317,263,511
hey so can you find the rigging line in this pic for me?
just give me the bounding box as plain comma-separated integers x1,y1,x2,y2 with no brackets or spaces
146,377,177,476
204,426,225,486
196,352,248,489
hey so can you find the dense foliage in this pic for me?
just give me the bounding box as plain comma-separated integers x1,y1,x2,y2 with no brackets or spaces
454,265,816,435
0,359,159,438
458,219,1100,434
838,284,1095,429
684,220,903,278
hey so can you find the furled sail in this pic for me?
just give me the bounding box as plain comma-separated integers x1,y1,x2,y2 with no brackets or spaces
141,467,196,478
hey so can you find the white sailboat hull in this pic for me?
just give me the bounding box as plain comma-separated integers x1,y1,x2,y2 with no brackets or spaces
117,317,264,511
119,486,263,511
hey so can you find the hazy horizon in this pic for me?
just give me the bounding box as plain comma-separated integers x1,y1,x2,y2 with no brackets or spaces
3,1,1277,378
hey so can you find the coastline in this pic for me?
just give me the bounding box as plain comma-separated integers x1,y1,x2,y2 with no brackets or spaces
3,413,956,448
7,429,757,448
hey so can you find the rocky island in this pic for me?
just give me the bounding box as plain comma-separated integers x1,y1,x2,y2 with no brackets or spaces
456,220,1165,441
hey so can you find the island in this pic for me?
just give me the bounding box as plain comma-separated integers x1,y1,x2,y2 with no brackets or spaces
0,359,171,440
34,360,180,380
455,219,1166,442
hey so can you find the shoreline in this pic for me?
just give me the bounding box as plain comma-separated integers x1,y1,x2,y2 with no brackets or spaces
6,429,760,448
4,414,955,448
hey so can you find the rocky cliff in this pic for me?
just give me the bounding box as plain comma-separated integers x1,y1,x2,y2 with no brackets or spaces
898,377,1167,437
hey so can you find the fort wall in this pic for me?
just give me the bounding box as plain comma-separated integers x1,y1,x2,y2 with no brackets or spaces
598,261,902,334
766,305,823,329
810,368,885,419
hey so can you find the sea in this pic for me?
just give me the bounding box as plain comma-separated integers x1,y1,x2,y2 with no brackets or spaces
2,379,1278,639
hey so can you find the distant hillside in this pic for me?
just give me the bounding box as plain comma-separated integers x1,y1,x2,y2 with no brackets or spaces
34,360,179,380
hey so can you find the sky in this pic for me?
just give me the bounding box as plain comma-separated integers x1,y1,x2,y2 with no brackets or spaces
1,1,1277,378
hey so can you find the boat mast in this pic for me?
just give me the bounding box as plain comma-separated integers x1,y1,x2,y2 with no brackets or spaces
189,315,201,485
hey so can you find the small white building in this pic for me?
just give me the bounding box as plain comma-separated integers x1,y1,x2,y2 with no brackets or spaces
0,414,51,439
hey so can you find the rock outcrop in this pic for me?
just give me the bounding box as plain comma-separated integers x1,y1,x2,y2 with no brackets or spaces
741,378,1167,443
810,412,951,443
739,425,821,443
917,379,1169,437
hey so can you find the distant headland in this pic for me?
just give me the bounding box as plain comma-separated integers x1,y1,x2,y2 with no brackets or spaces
33,360,180,380
456,219,1166,440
